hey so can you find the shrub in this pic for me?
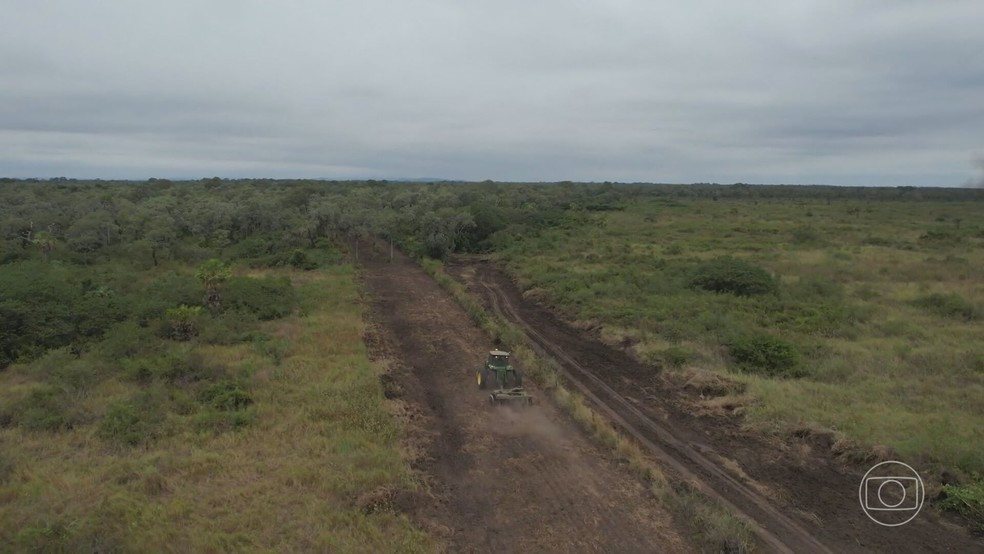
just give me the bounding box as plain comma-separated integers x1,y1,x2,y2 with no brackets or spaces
192,409,254,433
137,272,201,324
790,226,822,244
660,347,690,368
919,229,962,243
224,276,297,320
225,237,275,260
4,386,76,432
95,321,158,360
912,293,980,321
939,480,984,533
253,336,290,365
861,235,893,247
198,380,253,411
288,249,318,270
688,256,778,296
97,390,166,447
123,351,226,385
164,305,203,340
726,334,805,378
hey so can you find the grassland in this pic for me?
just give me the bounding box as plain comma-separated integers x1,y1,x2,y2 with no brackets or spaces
0,264,431,553
495,197,984,486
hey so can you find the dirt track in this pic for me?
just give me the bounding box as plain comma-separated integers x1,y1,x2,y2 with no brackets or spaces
450,258,984,554
361,247,693,553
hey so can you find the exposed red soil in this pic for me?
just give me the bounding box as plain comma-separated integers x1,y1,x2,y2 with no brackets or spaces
360,246,694,553
448,256,983,554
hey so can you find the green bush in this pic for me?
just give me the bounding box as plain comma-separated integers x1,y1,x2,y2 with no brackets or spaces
660,346,690,368
726,334,805,378
198,380,253,411
164,305,203,340
288,249,318,270
664,244,684,256
688,256,778,296
912,293,980,321
137,272,201,324
97,390,167,447
253,336,290,365
224,276,297,320
123,351,226,385
94,321,159,360
192,409,254,433
225,237,276,260
939,480,984,533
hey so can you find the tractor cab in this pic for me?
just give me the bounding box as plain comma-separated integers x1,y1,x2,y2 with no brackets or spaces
476,350,533,406
487,350,511,369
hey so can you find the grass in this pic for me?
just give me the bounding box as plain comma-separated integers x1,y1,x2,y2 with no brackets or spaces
0,264,432,553
494,198,984,507
421,258,754,553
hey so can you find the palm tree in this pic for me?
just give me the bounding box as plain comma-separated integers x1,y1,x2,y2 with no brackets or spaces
196,259,231,311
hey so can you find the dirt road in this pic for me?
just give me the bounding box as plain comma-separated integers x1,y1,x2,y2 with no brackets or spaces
451,258,984,554
361,248,693,553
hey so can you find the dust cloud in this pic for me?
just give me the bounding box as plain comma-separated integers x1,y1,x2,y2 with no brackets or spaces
491,404,574,447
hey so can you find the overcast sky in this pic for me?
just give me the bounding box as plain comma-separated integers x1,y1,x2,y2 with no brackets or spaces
2,1,982,186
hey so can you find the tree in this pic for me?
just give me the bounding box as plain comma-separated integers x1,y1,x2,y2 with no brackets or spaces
33,230,56,262
422,208,475,259
196,259,231,311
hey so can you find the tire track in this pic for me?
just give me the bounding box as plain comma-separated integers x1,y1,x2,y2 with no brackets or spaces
481,279,835,554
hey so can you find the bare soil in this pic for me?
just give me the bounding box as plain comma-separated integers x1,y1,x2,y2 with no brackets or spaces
448,256,984,554
360,246,693,553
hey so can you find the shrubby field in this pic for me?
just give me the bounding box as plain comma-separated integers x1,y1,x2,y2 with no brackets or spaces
499,197,983,455
0,180,430,552
2,178,982,538
493,193,984,527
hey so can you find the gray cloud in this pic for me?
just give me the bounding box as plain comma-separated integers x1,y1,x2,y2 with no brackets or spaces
1,0,982,185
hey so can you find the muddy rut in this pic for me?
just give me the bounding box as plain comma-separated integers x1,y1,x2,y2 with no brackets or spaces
361,247,692,553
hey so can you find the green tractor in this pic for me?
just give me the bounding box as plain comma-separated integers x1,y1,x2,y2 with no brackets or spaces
477,350,533,406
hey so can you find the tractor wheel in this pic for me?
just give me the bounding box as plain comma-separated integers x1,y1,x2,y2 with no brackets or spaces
477,368,488,390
